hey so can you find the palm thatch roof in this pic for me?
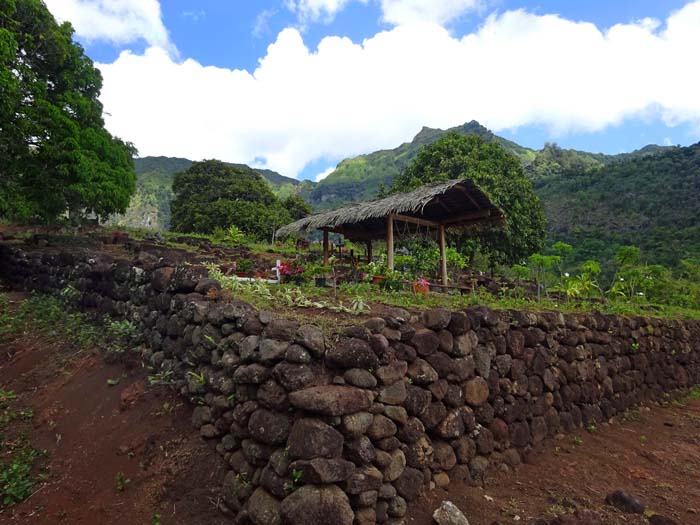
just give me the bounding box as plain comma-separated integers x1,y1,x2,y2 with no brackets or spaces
276,179,505,242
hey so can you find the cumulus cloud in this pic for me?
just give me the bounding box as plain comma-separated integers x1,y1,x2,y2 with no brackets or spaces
45,0,174,54
379,0,481,25
96,2,700,178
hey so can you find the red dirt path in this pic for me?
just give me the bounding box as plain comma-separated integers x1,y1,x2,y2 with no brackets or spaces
0,293,229,525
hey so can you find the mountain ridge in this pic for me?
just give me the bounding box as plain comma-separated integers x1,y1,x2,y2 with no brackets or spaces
299,120,673,209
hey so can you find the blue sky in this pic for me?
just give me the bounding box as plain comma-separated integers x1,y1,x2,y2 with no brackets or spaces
46,1,700,181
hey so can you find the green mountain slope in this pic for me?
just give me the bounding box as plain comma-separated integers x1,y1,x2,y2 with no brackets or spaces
300,120,655,210
112,157,299,229
537,143,700,268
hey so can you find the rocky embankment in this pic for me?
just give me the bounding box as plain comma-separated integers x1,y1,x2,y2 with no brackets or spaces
1,243,699,525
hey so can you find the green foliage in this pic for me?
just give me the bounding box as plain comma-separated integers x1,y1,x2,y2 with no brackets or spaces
0,0,135,222
391,133,546,265
115,472,130,492
170,160,293,241
0,439,42,507
212,224,246,246
537,144,700,270
111,156,302,230
283,194,312,221
0,292,135,354
303,120,536,209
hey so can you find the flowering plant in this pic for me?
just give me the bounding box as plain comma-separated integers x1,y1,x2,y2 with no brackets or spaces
277,260,305,277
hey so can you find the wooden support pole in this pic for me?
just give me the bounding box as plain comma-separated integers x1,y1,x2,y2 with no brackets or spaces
323,230,329,265
366,241,373,264
439,224,448,286
387,214,394,271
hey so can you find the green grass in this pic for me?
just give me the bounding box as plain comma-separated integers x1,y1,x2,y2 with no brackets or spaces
0,292,138,356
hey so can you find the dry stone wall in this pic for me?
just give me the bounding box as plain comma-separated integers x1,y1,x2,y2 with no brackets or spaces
2,244,700,525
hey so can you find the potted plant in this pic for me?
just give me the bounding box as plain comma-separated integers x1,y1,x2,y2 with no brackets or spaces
364,259,388,285
411,278,430,296
379,269,407,291
304,264,333,287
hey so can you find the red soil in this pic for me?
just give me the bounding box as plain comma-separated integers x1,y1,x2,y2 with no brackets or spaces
0,293,229,525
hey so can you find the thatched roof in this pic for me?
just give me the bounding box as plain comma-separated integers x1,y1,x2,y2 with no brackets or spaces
276,179,505,242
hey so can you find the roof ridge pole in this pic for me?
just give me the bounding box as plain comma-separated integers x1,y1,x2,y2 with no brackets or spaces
439,224,448,286
387,213,394,271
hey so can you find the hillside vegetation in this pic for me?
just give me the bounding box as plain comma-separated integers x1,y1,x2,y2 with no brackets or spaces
301,121,670,210
538,143,700,269
112,157,299,229
109,120,697,271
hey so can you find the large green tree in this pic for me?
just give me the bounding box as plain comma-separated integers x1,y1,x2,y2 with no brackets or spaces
0,0,135,222
391,132,546,265
170,160,292,241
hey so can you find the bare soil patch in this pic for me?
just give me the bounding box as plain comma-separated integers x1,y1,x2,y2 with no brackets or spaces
410,398,700,525
0,293,229,525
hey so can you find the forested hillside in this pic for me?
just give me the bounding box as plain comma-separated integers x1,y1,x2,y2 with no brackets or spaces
112,157,299,229
538,143,700,269
300,120,669,209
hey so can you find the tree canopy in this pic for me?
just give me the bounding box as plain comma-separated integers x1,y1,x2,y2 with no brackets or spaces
282,194,312,221
170,160,292,240
0,0,136,222
390,132,546,265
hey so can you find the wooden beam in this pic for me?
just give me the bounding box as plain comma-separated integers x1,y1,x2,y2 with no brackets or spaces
456,184,482,210
366,241,372,264
322,230,329,265
441,209,492,226
439,224,448,286
386,214,394,271
393,213,440,228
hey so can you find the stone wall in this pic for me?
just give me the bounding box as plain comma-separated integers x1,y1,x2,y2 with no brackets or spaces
2,243,700,525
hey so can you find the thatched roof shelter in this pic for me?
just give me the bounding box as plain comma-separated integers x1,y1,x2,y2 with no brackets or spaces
276,179,505,285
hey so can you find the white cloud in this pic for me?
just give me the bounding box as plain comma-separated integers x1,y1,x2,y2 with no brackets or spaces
379,0,481,25
253,9,277,38
285,0,361,25
315,166,337,182
97,2,700,179
285,0,479,26
45,0,175,54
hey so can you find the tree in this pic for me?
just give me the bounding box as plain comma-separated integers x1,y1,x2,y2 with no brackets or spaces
391,132,546,265
0,0,135,222
170,160,291,241
282,194,312,221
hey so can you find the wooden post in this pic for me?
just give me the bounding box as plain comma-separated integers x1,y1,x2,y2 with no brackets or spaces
366,241,373,264
323,230,329,265
386,214,394,271
439,224,448,286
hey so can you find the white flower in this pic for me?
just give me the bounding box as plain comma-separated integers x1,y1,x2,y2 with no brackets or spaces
564,272,570,277
619,277,625,282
